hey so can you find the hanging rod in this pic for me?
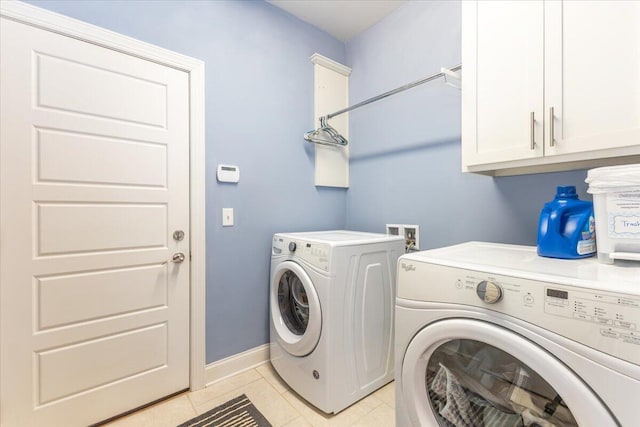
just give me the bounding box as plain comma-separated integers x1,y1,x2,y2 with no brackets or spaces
304,64,461,147
326,64,461,120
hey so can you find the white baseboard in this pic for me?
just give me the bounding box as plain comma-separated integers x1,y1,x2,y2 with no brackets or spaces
205,344,270,386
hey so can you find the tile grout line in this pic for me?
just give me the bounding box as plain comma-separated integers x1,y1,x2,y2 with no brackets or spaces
185,389,198,414
256,364,292,396
187,371,265,411
192,369,303,426
251,372,304,427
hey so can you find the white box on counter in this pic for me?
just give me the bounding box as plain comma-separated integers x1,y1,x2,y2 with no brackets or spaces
586,164,640,264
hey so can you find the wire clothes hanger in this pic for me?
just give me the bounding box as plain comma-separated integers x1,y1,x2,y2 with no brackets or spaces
303,116,348,147
304,64,462,147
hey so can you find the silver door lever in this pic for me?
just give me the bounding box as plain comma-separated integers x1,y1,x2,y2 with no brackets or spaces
164,253,186,264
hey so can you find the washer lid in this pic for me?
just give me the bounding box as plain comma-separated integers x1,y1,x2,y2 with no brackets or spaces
402,242,640,294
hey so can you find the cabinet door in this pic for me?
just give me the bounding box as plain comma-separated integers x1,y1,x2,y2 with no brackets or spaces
545,1,640,156
462,0,544,168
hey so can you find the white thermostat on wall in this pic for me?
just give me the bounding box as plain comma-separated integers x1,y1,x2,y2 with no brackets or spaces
217,164,240,183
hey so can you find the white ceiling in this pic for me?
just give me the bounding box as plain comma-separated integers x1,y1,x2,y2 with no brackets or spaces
267,0,407,42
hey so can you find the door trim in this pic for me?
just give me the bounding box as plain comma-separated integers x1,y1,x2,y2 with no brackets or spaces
0,1,206,391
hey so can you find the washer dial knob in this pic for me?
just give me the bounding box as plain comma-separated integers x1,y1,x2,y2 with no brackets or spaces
476,280,503,304
288,242,297,252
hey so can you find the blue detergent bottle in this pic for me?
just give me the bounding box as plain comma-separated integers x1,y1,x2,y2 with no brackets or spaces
537,186,596,259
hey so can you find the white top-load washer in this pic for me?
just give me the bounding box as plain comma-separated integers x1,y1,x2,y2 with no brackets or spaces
395,242,640,427
270,230,405,414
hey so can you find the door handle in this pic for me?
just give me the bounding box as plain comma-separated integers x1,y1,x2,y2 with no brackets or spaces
164,253,186,264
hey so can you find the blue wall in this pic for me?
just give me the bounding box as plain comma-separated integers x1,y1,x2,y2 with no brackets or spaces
344,1,589,248
26,0,347,363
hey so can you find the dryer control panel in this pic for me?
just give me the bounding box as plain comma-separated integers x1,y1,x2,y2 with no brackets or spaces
273,236,330,271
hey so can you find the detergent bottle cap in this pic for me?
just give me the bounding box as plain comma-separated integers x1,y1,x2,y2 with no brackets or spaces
555,186,578,199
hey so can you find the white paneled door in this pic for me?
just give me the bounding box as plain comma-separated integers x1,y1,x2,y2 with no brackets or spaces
1,17,190,426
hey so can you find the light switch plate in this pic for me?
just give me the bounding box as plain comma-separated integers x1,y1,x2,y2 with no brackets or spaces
222,208,234,226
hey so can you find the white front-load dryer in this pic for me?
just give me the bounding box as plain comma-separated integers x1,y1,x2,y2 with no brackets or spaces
395,242,640,427
270,230,405,414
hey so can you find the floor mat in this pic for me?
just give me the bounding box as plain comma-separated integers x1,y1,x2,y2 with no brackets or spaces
177,394,272,427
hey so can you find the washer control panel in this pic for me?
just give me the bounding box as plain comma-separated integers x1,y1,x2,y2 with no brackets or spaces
476,280,503,304
397,261,640,365
544,287,640,346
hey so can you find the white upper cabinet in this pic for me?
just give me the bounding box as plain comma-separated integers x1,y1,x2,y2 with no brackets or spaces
462,0,640,176
462,1,545,166
545,1,640,156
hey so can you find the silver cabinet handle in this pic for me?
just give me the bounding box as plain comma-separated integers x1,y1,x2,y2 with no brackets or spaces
164,252,185,264
530,112,536,150
549,107,555,147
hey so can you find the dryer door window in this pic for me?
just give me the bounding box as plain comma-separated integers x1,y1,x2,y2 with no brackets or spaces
270,261,322,357
278,270,309,335
401,319,616,427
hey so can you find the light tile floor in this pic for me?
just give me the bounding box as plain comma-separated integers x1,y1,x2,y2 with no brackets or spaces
103,363,396,427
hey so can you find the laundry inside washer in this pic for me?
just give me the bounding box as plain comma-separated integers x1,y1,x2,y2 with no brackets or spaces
426,339,577,427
